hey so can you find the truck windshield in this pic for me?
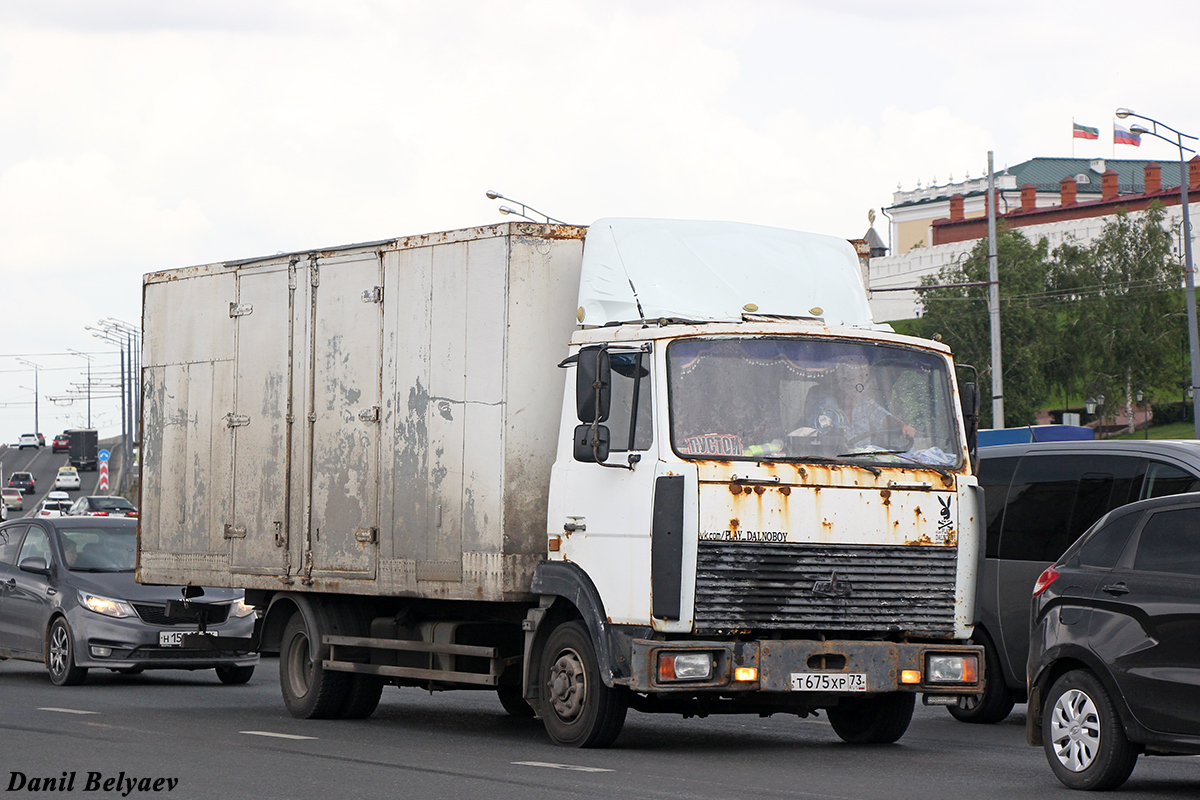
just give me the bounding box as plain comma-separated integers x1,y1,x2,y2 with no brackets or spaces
667,337,962,467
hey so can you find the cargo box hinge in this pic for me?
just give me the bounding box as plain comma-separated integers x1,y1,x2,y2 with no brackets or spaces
229,302,254,317
224,413,251,428
358,406,381,423
354,527,378,544
361,286,384,303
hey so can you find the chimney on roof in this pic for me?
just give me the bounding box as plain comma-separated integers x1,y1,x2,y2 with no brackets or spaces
1145,162,1161,194
1060,175,1078,205
1102,169,1119,200
949,193,964,221
1020,183,1037,211
1191,155,1200,188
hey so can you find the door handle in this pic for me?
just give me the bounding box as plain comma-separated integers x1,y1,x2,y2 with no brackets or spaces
46,587,57,596
1102,582,1129,596
2,578,13,590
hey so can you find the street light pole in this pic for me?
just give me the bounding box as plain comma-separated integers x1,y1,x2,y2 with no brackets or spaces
67,349,94,428
1116,108,1199,438
16,358,40,434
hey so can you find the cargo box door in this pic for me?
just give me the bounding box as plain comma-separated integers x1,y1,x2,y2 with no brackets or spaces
229,265,292,575
306,252,382,578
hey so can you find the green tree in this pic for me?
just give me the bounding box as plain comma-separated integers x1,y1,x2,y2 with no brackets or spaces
908,227,1055,428
1047,203,1184,429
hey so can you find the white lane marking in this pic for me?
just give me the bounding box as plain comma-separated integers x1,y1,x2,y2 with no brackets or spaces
38,707,99,715
512,761,613,773
240,730,319,740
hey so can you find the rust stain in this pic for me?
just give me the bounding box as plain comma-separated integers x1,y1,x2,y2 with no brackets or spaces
754,485,765,495
779,485,791,496
821,519,833,530
729,482,742,495
880,488,891,506
798,467,807,479
729,518,740,531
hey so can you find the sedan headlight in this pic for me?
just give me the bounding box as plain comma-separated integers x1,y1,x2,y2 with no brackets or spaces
79,591,136,619
230,598,257,618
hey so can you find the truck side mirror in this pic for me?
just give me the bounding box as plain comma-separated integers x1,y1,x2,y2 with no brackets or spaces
960,381,979,470
573,423,610,463
576,345,611,423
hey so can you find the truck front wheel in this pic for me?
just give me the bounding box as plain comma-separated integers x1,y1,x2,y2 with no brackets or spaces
279,612,349,719
536,621,627,747
827,692,915,744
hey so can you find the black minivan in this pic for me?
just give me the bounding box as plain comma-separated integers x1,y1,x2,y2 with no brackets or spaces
1027,492,1200,790
950,440,1200,724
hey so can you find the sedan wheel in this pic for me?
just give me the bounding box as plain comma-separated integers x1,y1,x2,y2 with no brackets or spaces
47,618,89,686
1043,670,1137,791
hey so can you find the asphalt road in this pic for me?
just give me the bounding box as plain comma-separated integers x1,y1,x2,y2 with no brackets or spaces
0,445,104,516
1,657,1196,800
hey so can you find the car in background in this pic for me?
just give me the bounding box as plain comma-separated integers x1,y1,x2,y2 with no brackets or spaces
8,472,35,495
948,440,1200,725
36,491,73,518
52,434,69,453
0,517,258,685
54,467,81,491
1,488,22,511
1028,492,1200,790
36,433,45,447
17,434,39,450
68,495,138,518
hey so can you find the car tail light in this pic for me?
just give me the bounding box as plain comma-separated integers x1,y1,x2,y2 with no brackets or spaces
92,511,108,516
127,511,138,518
1033,566,1060,596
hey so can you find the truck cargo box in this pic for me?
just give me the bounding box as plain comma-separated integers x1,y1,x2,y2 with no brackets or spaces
140,223,586,600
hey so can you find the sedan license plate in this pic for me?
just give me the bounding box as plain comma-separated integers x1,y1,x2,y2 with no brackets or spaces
159,630,217,647
790,672,867,692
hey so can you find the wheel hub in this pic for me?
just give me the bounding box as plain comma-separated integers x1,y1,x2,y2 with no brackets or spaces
1050,688,1101,772
548,648,586,721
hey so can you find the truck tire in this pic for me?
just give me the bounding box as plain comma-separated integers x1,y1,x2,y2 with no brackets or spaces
948,635,1014,724
497,685,536,717
338,675,385,720
827,692,914,744
535,621,627,747
279,612,349,719
1042,669,1137,791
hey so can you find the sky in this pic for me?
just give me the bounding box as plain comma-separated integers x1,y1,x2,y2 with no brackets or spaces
0,0,1196,440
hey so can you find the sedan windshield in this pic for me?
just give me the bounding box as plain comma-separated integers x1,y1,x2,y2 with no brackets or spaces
60,528,136,571
667,337,962,467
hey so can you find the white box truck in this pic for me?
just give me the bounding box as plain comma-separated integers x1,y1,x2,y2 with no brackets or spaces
139,219,984,747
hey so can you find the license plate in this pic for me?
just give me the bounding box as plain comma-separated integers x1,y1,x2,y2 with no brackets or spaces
159,630,218,647
790,672,867,692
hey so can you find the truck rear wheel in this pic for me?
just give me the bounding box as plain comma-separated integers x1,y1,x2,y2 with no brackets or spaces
339,675,385,719
279,612,349,719
536,621,627,747
827,692,914,744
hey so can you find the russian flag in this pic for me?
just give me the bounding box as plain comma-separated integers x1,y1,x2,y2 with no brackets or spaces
1114,123,1141,146
1073,123,1099,140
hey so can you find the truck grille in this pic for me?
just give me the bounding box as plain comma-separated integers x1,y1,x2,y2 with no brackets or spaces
694,541,957,636
132,603,230,626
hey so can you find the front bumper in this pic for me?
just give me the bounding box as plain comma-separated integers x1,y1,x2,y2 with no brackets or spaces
628,638,983,695
66,608,258,670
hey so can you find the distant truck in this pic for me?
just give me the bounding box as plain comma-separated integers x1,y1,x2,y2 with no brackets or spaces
140,220,984,747
68,429,98,471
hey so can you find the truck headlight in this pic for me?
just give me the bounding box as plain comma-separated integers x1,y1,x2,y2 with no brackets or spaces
926,654,979,684
658,652,714,682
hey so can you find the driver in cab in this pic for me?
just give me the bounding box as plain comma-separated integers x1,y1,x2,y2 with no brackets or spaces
804,355,915,452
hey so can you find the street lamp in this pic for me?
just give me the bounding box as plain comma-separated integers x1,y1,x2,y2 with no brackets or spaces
1116,108,1199,438
15,358,41,434
67,349,94,428
484,190,569,224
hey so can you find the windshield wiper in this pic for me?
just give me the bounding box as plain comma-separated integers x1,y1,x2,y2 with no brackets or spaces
779,454,881,477
837,449,953,478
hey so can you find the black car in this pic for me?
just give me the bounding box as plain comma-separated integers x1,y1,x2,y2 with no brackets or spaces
0,517,258,685
952,440,1200,724
1027,492,1200,790
8,472,35,495
68,495,138,517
